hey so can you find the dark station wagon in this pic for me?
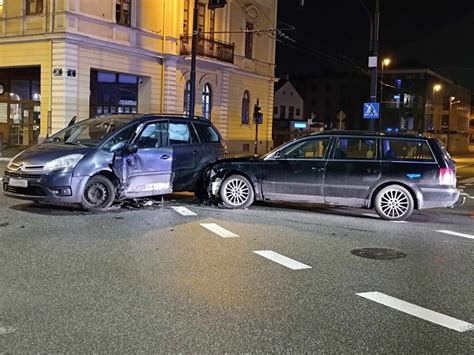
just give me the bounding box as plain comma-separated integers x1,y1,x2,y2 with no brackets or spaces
207,131,460,221
3,114,224,211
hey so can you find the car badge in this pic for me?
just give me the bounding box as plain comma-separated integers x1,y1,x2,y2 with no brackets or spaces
19,163,26,171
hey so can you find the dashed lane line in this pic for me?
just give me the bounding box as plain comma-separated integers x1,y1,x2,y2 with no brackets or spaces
435,230,474,240
171,206,197,216
459,177,474,184
253,250,312,270
357,291,473,333
200,223,239,238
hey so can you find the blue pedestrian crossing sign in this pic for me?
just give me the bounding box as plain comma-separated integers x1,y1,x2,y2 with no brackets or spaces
363,102,380,119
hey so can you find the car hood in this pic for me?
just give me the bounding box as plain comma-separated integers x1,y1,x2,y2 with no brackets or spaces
8,144,91,167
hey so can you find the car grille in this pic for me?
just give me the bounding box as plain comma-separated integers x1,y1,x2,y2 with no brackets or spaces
4,184,47,196
7,163,44,172
5,172,42,179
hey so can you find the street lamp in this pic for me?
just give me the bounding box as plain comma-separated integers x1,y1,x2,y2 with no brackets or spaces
379,57,390,130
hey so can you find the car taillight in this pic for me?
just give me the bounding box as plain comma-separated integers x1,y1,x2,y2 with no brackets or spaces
439,168,455,186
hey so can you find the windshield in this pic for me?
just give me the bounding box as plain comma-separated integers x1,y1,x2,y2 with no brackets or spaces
44,116,133,147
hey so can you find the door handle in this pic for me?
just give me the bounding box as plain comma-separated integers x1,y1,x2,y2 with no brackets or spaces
160,154,170,160
367,168,380,174
192,150,199,155
312,167,324,172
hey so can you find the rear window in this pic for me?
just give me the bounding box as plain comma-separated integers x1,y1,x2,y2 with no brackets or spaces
382,139,435,162
193,123,220,143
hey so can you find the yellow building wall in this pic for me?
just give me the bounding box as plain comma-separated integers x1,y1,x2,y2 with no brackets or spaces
0,41,52,140
226,73,274,153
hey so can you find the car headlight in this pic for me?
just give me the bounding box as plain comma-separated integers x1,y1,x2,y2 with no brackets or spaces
43,154,84,172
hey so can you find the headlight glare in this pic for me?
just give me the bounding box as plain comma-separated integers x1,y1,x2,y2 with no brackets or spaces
43,154,84,171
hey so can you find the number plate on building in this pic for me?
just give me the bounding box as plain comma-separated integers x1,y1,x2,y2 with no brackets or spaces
8,178,28,188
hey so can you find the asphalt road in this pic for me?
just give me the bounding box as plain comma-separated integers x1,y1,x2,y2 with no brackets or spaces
0,159,473,353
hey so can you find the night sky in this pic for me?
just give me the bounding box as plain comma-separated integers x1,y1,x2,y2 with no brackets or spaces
276,0,474,90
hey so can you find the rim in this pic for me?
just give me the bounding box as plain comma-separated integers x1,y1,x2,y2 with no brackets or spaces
84,182,109,206
224,178,250,206
379,189,409,219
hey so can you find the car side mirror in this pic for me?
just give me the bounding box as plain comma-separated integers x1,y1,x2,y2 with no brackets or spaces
126,143,139,154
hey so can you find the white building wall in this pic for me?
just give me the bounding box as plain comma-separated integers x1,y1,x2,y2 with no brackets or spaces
274,81,304,120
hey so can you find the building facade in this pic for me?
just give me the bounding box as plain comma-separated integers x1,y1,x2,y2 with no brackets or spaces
272,80,305,146
382,67,471,154
0,0,277,154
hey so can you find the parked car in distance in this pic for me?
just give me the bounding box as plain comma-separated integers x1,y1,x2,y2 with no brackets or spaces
207,131,460,221
3,114,224,211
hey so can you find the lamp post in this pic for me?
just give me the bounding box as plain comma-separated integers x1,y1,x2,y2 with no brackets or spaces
430,83,442,132
448,96,461,152
379,57,390,131
359,0,380,131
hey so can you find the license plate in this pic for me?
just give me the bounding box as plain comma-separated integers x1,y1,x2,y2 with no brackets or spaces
8,178,28,188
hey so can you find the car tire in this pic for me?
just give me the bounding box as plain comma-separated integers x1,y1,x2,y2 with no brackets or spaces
374,185,414,221
220,174,254,209
81,175,116,212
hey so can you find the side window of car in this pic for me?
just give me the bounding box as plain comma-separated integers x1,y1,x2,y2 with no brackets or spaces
333,137,377,160
193,123,220,143
169,122,191,145
382,139,434,162
281,138,330,159
136,122,169,149
101,124,137,153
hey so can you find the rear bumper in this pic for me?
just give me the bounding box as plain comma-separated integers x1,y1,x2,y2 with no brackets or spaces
419,187,460,209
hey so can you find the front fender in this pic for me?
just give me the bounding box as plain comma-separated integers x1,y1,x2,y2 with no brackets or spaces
208,166,262,201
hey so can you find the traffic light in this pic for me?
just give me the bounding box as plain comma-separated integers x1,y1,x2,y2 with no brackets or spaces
253,102,263,124
208,0,227,9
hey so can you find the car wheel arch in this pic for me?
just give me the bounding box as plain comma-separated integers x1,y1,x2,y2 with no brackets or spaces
369,182,419,210
216,169,258,196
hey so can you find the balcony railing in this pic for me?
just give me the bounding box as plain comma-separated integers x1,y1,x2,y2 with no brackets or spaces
180,35,234,64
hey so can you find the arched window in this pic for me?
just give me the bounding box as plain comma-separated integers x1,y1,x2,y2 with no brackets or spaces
202,83,212,120
241,90,250,124
183,80,191,115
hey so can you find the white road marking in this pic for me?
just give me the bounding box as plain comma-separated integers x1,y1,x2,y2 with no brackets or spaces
0,326,15,335
356,291,473,333
460,192,469,196
435,230,474,240
171,206,197,216
253,250,312,270
391,220,408,223
459,177,474,184
200,223,239,238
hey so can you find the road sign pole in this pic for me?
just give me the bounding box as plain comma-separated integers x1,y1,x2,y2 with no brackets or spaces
368,0,380,131
189,0,199,118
